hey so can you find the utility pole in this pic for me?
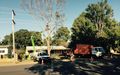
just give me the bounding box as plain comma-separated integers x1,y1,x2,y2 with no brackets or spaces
12,10,17,62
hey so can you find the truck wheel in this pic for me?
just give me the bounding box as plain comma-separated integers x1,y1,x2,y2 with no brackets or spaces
38,59,42,64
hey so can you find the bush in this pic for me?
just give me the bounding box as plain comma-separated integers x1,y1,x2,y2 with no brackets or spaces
51,54,60,59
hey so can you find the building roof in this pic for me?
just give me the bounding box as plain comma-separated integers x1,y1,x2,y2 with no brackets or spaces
26,46,70,51
0,45,10,48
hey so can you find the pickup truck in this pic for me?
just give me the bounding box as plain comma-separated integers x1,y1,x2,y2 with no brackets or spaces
35,52,51,64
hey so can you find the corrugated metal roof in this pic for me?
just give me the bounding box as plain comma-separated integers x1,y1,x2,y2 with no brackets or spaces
0,45,10,48
26,46,70,50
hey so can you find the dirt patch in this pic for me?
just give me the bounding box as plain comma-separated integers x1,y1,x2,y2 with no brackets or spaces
0,59,37,66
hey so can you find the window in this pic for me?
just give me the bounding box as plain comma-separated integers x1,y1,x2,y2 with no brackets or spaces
28,50,33,53
0,50,5,53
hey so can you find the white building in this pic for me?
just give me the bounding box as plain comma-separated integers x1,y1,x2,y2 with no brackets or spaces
26,46,71,55
0,45,10,58
0,45,9,55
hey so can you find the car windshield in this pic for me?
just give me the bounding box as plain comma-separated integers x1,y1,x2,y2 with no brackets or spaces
92,47,104,52
99,48,105,52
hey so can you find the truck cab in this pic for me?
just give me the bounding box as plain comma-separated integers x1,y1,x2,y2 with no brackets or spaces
92,47,105,57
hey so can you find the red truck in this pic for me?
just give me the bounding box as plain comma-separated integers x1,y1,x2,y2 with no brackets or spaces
74,44,105,57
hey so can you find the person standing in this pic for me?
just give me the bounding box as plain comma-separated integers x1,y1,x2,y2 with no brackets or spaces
70,53,75,63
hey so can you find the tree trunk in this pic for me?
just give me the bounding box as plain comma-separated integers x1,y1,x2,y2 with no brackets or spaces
46,36,51,57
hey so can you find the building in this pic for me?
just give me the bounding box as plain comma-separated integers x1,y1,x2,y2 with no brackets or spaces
26,46,71,56
0,45,11,59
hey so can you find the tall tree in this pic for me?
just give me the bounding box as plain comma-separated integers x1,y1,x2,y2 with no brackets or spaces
70,0,120,52
71,12,96,45
85,0,113,37
21,0,65,56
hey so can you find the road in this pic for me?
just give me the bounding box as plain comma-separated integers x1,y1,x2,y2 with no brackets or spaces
0,57,120,75
0,64,37,75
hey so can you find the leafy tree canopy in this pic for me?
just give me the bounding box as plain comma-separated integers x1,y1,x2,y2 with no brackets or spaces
70,0,120,51
1,29,43,50
52,26,70,46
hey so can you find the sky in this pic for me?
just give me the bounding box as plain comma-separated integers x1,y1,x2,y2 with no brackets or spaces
0,0,120,41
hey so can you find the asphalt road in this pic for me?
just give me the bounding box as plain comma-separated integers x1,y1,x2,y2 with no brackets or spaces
0,57,120,75
0,64,37,75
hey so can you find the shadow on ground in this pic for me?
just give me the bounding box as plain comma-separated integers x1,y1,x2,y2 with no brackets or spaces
25,57,120,75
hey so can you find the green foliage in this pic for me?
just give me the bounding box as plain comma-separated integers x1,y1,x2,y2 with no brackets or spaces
70,0,120,52
71,12,96,45
52,26,70,46
85,0,113,38
30,31,43,46
17,49,25,61
1,35,11,45
1,29,43,50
